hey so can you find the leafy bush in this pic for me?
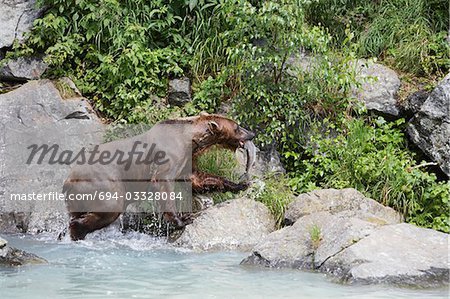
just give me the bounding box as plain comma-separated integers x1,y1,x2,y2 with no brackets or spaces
14,0,189,120
288,117,450,232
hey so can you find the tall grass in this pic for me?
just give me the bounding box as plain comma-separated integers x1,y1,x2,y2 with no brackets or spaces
195,146,242,203
306,0,450,75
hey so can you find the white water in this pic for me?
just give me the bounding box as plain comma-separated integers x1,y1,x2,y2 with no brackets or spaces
0,230,448,299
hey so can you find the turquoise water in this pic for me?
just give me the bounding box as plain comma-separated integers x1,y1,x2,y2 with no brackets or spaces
0,231,448,299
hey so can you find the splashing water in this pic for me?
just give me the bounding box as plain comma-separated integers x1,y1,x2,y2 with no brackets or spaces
0,227,448,299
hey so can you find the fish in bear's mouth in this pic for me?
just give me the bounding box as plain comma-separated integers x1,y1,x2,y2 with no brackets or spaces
238,140,256,174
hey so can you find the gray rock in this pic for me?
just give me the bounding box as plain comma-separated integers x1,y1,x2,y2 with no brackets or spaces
241,212,379,269
284,188,402,226
0,80,105,234
167,77,191,106
285,51,318,76
287,56,401,117
0,56,47,81
407,73,450,177
323,223,449,287
353,59,401,116
0,0,43,48
400,90,429,119
242,188,448,287
174,198,275,251
0,236,6,248
0,236,46,266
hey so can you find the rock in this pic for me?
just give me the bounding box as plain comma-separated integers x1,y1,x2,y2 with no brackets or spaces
322,223,449,287
0,236,46,266
241,211,380,268
400,90,429,119
0,80,105,234
352,59,401,116
284,188,402,226
167,77,191,106
0,236,6,248
285,51,318,76
287,56,401,117
407,73,450,177
174,198,275,251
0,0,44,48
0,56,47,81
243,220,449,287
242,188,448,287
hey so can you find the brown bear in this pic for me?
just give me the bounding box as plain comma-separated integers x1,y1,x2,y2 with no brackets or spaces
62,113,255,240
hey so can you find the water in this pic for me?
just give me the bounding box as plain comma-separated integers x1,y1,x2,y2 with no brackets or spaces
1,231,448,299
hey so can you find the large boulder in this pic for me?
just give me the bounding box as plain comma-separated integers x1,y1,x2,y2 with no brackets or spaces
0,236,46,266
284,188,402,225
242,188,449,287
0,0,43,49
0,56,47,81
352,59,401,116
0,80,105,234
241,211,380,269
407,73,450,177
323,223,449,287
174,198,276,251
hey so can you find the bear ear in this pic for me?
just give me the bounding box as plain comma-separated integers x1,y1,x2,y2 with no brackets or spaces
207,120,219,133
200,111,209,117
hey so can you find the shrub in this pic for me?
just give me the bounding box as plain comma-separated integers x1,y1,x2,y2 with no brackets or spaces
13,0,189,120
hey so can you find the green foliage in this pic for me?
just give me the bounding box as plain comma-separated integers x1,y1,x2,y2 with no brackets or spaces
232,28,359,158
196,146,242,203
288,117,450,232
15,0,189,120
309,224,322,249
306,0,450,75
187,0,255,83
192,74,230,113
196,146,241,183
11,0,448,233
248,174,294,228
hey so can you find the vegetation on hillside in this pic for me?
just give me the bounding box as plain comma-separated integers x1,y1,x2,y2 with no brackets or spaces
306,0,450,76
9,0,449,232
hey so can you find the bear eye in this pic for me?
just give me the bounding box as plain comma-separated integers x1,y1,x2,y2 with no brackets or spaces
234,125,239,133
